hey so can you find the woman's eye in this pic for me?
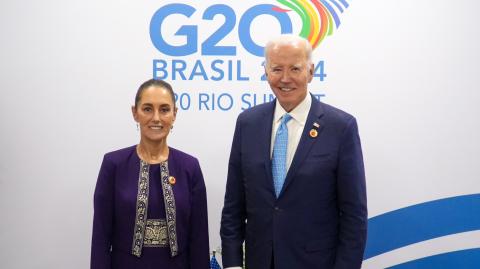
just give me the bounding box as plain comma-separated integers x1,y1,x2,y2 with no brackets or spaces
143,107,152,112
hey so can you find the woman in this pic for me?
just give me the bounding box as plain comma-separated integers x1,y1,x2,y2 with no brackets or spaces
91,79,210,269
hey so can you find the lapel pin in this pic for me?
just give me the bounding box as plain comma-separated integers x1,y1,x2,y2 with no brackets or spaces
309,129,318,138
313,122,320,128
168,176,176,185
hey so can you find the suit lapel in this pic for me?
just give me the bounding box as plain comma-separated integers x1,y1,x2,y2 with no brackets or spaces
279,96,325,198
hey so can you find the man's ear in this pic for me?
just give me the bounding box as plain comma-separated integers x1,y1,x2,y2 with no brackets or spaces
307,63,314,83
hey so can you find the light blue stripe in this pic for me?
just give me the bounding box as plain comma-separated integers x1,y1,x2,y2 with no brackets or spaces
338,0,349,8
364,194,480,259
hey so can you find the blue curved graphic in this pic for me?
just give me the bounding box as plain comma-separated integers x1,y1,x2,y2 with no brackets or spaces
388,248,480,269
364,194,480,259
327,0,345,13
337,0,349,8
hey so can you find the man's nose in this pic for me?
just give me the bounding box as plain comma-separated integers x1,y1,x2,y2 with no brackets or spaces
280,71,292,82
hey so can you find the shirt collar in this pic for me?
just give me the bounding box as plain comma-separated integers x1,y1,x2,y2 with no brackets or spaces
274,93,311,126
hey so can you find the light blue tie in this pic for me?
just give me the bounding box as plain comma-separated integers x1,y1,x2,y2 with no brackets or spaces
272,113,292,197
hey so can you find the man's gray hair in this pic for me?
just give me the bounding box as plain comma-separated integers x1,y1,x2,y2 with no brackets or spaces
264,34,313,65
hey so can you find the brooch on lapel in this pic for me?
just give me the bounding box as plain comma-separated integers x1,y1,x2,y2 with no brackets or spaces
309,122,320,138
168,176,176,185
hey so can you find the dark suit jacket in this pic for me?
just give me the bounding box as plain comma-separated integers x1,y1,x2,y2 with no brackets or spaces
91,146,210,269
221,95,367,269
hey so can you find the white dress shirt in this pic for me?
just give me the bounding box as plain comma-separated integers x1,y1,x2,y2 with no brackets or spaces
224,94,312,269
270,93,312,171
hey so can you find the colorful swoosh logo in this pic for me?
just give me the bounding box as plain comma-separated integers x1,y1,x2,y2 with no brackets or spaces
273,0,350,48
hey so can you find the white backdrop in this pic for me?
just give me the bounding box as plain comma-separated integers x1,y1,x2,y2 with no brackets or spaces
1,0,479,268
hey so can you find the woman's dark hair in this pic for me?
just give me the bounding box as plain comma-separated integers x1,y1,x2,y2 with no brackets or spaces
134,79,176,108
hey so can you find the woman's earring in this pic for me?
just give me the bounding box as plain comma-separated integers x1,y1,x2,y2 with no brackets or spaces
170,125,173,133
136,123,139,131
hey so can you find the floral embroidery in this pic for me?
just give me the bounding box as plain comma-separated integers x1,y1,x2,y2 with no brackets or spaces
132,160,150,257
160,161,179,257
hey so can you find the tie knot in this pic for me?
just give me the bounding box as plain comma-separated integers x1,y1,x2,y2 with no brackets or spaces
281,114,292,125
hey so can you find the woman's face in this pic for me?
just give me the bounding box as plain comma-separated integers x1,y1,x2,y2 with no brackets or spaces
132,86,177,144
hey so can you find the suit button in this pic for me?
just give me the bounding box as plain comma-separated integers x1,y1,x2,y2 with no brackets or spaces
274,206,280,211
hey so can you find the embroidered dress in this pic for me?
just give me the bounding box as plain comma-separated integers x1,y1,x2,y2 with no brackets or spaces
131,161,178,257
91,146,210,269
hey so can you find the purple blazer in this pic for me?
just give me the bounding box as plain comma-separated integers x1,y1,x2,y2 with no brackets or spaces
91,146,210,269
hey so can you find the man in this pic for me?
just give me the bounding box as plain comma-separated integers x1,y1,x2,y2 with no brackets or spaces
220,35,367,269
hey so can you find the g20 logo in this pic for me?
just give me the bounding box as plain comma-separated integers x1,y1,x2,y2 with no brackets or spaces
150,4,292,57
150,1,349,57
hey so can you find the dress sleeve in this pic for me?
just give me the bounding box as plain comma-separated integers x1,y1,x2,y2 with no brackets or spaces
91,155,115,269
188,159,210,269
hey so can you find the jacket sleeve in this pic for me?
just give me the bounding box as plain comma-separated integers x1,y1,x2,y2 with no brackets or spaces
188,159,211,269
334,118,368,269
220,116,246,268
91,155,115,269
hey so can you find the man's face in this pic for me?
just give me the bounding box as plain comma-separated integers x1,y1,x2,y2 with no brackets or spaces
265,43,314,112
